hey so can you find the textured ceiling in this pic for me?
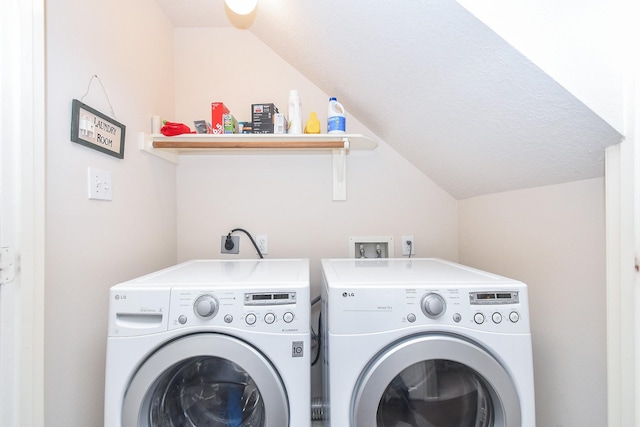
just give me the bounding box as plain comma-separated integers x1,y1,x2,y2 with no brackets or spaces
154,0,622,199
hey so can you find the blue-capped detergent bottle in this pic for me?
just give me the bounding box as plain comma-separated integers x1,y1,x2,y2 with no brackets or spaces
327,97,346,133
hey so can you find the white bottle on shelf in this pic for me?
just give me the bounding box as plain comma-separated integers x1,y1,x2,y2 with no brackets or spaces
288,90,303,134
327,97,346,133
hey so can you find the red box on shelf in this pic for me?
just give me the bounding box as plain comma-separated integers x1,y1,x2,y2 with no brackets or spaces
211,102,230,134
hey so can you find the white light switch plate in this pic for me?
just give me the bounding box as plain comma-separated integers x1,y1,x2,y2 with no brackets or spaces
88,167,112,201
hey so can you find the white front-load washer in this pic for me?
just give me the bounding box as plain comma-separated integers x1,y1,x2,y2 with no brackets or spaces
104,259,310,427
321,258,535,427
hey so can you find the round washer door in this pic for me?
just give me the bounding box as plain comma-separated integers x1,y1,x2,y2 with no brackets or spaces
353,334,521,427
122,333,288,427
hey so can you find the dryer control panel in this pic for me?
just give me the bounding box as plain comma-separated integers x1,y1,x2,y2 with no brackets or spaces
326,285,529,335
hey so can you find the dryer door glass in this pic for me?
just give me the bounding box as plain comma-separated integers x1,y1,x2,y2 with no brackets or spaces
376,359,493,427
352,335,521,427
147,356,264,427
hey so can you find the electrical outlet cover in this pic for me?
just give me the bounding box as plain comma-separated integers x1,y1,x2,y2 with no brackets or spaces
401,235,415,256
256,235,268,255
220,235,239,254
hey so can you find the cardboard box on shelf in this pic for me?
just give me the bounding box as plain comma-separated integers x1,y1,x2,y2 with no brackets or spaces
239,122,252,134
274,113,288,134
223,114,238,134
211,102,230,134
252,103,279,134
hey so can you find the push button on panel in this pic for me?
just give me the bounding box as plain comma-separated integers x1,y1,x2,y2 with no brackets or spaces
474,313,485,324
245,313,257,325
283,312,294,323
509,311,520,323
407,313,416,323
492,312,503,324
264,313,276,324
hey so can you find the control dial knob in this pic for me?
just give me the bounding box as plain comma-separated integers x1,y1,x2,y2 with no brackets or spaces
421,293,446,319
193,294,219,319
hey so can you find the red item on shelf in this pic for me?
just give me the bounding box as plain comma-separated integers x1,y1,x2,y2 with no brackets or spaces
160,121,195,136
211,102,230,134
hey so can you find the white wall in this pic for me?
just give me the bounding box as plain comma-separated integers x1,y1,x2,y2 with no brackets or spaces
172,27,460,396
459,177,607,426
45,0,177,425
172,28,459,284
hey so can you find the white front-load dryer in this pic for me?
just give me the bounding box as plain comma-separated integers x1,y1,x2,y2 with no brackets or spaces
104,259,310,427
321,258,535,427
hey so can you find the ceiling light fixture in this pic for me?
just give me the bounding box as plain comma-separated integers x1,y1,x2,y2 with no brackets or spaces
224,0,257,15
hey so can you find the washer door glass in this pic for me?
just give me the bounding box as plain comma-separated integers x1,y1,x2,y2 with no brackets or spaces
148,356,264,426
377,359,493,427
122,333,288,427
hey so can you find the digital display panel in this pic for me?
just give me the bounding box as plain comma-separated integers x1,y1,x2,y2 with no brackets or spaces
470,291,519,305
244,292,297,306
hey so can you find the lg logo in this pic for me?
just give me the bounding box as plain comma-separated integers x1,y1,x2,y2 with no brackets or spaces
342,292,355,298
114,294,127,300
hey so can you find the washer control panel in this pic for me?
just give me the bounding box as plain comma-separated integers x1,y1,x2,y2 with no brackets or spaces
168,288,306,333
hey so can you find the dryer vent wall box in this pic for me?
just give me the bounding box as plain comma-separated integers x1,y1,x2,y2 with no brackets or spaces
320,257,536,427
104,259,311,427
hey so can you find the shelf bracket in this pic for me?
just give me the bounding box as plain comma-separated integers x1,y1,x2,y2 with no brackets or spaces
138,132,179,164
332,138,350,201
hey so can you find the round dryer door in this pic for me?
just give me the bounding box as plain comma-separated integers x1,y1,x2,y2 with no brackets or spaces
122,333,288,427
352,334,521,427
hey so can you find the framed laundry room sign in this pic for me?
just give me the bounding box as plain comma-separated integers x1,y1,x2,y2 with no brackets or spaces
71,99,126,159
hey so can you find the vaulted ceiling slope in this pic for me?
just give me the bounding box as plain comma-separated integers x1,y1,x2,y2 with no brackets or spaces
155,0,622,200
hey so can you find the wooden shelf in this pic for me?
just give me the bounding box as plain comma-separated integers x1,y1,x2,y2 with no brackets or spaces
149,133,377,152
138,132,379,200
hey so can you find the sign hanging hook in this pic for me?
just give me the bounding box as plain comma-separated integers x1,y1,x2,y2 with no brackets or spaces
80,74,117,119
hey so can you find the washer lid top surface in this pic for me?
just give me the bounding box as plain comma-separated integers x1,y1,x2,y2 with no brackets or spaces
322,258,523,287
114,259,309,289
